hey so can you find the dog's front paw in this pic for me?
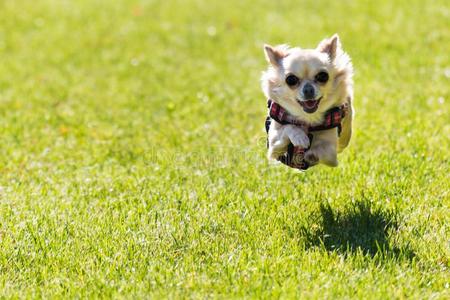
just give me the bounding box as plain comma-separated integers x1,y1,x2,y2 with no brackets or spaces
305,149,338,167
267,148,280,160
288,127,310,148
304,150,319,166
267,141,288,160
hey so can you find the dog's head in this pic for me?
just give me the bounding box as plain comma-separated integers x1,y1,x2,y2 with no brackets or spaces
261,34,353,121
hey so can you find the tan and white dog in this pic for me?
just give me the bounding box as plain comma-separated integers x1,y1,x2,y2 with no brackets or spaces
261,34,354,167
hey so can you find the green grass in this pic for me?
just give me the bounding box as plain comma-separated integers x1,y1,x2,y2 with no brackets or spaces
0,0,449,298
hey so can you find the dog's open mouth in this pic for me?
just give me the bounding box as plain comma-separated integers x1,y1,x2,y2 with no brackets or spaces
298,97,322,113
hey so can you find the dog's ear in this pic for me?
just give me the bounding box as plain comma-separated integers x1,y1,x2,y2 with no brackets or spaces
264,44,286,67
317,34,341,61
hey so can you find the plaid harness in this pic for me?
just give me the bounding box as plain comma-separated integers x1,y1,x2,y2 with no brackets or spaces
265,99,348,170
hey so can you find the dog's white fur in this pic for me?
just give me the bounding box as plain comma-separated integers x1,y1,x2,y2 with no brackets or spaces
261,34,354,167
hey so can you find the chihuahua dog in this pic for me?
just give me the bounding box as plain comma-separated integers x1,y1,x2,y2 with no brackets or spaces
261,34,354,167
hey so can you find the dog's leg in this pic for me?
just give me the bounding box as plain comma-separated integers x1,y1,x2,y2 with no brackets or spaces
284,124,310,148
338,98,354,153
267,122,290,160
305,129,338,167
267,123,309,160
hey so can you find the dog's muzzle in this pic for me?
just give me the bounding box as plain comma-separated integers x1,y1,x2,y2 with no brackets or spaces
298,83,321,113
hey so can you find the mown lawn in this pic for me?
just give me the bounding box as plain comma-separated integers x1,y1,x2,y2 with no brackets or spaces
0,0,448,298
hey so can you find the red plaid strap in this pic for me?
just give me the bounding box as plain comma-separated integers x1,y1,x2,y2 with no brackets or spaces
309,103,348,134
268,100,347,135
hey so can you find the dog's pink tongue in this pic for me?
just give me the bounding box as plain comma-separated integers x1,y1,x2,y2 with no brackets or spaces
304,100,316,108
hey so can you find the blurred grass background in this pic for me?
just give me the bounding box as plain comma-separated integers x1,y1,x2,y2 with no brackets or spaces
0,0,448,298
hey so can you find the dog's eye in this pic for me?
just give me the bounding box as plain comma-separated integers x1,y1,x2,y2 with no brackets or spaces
285,75,299,86
315,71,329,83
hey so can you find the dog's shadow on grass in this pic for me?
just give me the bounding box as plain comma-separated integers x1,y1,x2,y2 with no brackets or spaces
300,200,414,259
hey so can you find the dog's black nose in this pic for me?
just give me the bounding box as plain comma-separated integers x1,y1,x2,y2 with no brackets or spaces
303,83,315,99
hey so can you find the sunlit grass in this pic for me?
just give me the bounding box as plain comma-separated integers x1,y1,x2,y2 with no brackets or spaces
0,0,448,298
